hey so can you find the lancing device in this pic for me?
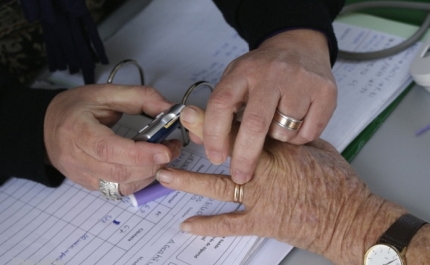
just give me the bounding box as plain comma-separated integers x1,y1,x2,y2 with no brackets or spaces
132,103,185,143
128,103,185,207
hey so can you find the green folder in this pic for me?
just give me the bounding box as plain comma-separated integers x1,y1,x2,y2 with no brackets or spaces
345,0,428,27
336,9,430,161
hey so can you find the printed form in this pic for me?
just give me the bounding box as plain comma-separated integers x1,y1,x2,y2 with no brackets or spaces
0,115,263,265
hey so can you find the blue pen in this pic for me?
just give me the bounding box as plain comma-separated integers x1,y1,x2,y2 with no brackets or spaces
415,123,430,136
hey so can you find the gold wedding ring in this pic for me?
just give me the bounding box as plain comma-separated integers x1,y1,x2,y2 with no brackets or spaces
233,184,244,204
272,110,303,131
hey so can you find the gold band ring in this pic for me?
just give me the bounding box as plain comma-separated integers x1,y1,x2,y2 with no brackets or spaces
272,110,303,131
233,184,244,204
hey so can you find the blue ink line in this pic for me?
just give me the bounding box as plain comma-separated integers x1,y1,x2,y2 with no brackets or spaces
113,220,120,225
415,124,430,136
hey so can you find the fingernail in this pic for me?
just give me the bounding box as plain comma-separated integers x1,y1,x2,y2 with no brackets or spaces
180,221,192,232
232,169,249,184
208,151,224,165
153,153,170,164
156,169,173,183
181,106,197,124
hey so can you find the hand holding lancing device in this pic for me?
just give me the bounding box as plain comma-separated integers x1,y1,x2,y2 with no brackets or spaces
44,84,182,196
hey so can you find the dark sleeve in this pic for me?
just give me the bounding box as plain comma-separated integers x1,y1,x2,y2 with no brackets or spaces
212,0,346,66
0,68,66,187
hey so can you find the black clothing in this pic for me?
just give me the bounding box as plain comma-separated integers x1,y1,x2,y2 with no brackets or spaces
0,68,66,187
20,0,109,84
213,0,345,66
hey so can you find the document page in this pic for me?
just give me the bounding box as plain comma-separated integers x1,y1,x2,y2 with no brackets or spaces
0,115,264,265
326,22,419,151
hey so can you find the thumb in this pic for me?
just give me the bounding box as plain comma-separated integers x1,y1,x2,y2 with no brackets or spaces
180,105,205,141
82,84,172,116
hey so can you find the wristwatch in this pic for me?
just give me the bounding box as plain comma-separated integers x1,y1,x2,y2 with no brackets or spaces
364,213,427,265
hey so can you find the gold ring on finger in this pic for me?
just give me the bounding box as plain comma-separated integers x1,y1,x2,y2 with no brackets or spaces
272,109,303,131
233,184,244,204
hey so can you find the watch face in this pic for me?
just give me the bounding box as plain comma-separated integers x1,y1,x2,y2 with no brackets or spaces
364,244,404,265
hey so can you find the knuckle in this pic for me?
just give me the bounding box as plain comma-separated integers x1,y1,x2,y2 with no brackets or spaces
241,112,269,135
143,86,162,97
234,58,258,73
177,171,194,188
217,215,240,234
268,60,291,75
94,138,111,161
212,177,231,197
208,89,236,110
320,79,338,99
287,64,306,78
128,148,149,165
109,164,129,183
234,155,254,170
144,165,162,179
119,183,135,196
204,127,224,140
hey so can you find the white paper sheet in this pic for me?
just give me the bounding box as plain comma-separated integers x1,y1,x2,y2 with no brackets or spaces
325,23,417,151
0,116,265,264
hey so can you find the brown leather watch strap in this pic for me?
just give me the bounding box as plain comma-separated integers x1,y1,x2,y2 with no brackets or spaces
379,214,428,251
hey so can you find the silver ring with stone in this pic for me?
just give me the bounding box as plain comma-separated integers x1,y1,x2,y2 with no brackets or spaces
99,179,123,200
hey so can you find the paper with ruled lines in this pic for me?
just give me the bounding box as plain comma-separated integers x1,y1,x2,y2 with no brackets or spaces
0,115,267,265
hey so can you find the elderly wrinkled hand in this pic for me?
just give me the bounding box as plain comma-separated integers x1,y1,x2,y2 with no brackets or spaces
203,29,337,185
44,84,182,196
157,105,407,265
